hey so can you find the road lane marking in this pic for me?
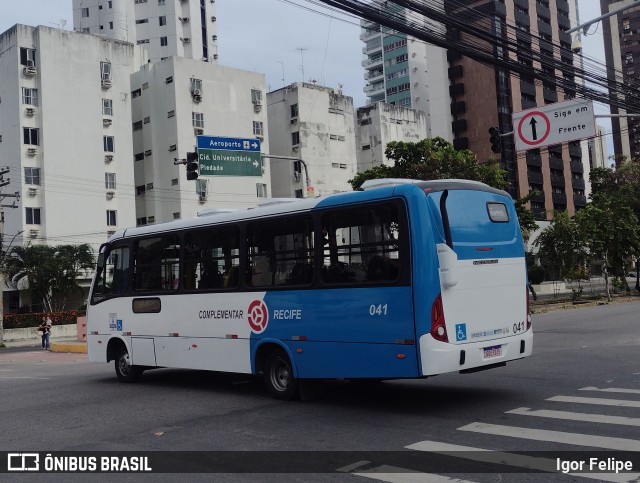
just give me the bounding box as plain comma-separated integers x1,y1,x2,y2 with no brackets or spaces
580,386,640,395
547,395,640,408
407,441,639,483
354,466,477,483
507,407,640,426
457,422,640,451
0,376,51,380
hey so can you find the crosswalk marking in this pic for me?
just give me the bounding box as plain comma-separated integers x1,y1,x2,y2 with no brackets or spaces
457,422,640,451
337,460,476,483
580,386,640,395
507,407,640,426
547,395,640,408
407,441,640,483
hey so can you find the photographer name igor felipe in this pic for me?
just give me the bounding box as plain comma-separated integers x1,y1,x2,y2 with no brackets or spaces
558,457,633,474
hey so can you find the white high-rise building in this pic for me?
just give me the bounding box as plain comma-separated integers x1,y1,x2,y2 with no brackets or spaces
267,83,358,198
360,1,451,141
0,25,146,251
73,0,218,63
131,56,270,224
355,102,428,172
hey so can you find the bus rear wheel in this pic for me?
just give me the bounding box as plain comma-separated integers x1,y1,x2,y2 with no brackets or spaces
114,347,142,383
264,349,298,400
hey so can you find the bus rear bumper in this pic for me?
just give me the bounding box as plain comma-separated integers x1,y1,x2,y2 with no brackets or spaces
419,330,533,376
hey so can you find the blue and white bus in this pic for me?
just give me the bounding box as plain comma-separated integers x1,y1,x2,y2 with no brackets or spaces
87,179,532,399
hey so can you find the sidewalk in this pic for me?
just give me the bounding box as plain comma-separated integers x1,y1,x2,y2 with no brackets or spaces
1,336,87,353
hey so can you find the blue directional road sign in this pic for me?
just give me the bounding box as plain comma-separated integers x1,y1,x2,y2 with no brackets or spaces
196,136,262,177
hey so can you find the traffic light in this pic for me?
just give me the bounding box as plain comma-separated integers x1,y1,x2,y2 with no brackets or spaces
489,127,502,154
186,152,198,181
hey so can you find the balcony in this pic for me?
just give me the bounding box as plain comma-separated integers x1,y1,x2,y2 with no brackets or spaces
450,101,466,115
520,80,537,97
573,194,587,207
569,143,582,157
453,137,469,150
529,190,545,203
536,3,550,19
522,97,537,110
515,11,530,26
538,20,552,36
448,65,463,80
550,175,565,187
527,171,543,184
572,178,586,190
365,69,384,82
515,0,529,9
570,161,584,173
449,83,465,97
364,82,385,95
543,88,558,103
549,156,564,171
361,55,383,68
359,27,380,41
526,153,542,166
552,192,567,204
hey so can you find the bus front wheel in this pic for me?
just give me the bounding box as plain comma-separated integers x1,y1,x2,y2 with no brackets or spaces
264,349,298,400
114,347,142,383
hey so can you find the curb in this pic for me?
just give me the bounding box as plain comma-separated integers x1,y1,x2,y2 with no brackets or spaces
50,341,87,354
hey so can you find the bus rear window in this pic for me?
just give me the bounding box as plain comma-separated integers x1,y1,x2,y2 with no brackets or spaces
487,202,509,223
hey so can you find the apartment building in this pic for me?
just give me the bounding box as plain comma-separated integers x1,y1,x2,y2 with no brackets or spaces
355,102,428,171
131,56,270,224
267,83,357,198
73,0,218,63
360,2,452,142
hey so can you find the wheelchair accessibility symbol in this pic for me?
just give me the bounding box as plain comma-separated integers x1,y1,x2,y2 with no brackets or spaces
455,323,467,341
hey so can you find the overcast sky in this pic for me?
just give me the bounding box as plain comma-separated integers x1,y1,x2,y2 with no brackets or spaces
0,1,607,119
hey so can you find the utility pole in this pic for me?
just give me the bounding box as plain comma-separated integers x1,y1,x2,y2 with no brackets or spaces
0,166,20,346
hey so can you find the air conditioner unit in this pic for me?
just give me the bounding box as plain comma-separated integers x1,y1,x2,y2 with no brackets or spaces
211,16,216,21
194,127,204,135
212,35,217,41
168,144,177,152
107,230,116,237
27,147,38,156
293,171,301,182
106,191,115,199
28,187,38,196
29,229,39,239
181,37,191,43
292,145,299,152
213,54,219,60
179,16,189,22
192,88,202,96
253,102,262,113
103,118,112,126
104,154,114,162
101,79,112,88
25,107,36,116
23,66,37,77
198,194,207,203
193,94,202,102
26,59,35,67
290,118,298,125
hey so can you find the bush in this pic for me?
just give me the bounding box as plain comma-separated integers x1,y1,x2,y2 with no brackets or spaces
1,310,85,330
528,265,546,285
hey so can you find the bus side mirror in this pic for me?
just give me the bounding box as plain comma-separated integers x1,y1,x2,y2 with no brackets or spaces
97,253,105,269
437,243,458,289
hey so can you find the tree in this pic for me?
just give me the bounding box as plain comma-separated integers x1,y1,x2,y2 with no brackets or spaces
350,137,509,190
1,243,94,312
533,211,588,293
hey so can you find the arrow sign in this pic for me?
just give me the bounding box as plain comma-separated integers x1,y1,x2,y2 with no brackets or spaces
529,117,538,140
516,111,550,149
196,136,262,177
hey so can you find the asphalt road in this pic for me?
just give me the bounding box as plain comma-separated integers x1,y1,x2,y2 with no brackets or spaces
1,300,639,482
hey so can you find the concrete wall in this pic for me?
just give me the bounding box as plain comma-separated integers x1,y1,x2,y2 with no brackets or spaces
2,323,78,343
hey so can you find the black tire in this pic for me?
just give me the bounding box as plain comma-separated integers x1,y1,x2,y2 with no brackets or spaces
114,346,142,383
264,349,298,400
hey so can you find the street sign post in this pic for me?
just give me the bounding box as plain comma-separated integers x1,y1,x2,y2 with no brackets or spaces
512,99,596,152
196,136,262,176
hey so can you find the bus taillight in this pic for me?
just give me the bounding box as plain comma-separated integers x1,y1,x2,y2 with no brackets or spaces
430,293,448,343
526,287,532,331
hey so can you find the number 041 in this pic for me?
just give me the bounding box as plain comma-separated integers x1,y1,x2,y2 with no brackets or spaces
369,304,388,316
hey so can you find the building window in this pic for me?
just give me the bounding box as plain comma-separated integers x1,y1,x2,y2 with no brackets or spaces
192,112,204,128
23,128,39,145
26,207,41,225
82,7,89,17
132,88,141,98
256,183,267,198
103,135,115,152
102,98,113,116
105,172,116,189
626,53,634,64
136,185,146,196
109,21,113,29
253,121,263,136
135,19,148,24
251,89,262,104
159,16,167,26
24,167,40,185
134,152,144,161
100,61,112,82
290,103,298,118
20,48,36,67
292,131,300,146
158,0,165,4
171,178,178,186
132,120,143,131
190,78,202,92
21,88,38,106
173,212,180,220
108,0,112,7
295,189,303,198
160,36,168,46
106,210,117,226
168,110,175,118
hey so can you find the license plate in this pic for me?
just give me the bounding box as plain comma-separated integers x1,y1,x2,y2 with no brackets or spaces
484,345,502,359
